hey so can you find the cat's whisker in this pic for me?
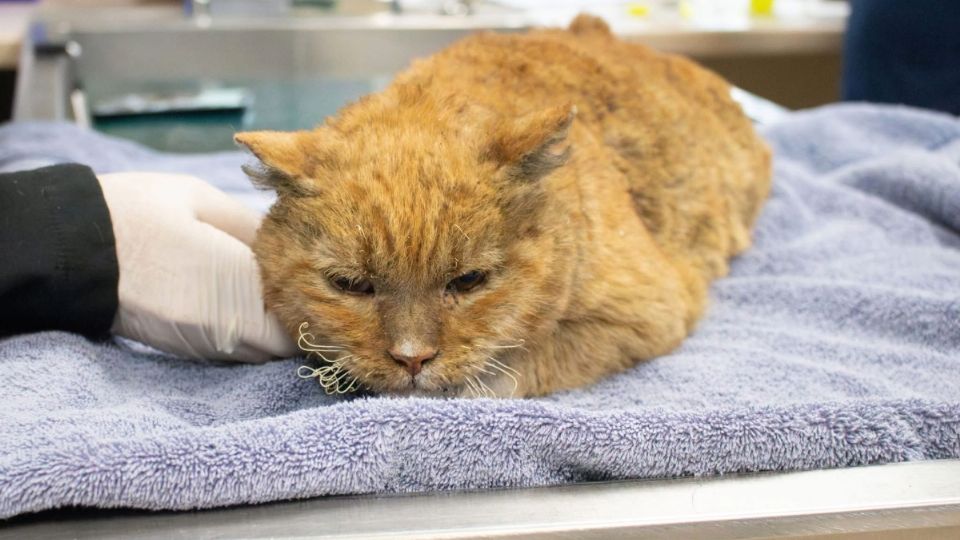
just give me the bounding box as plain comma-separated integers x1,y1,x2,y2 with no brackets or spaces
475,366,508,395
482,378,496,398
298,339,344,352
301,347,345,360
463,376,481,398
296,340,361,394
301,366,342,389
305,351,336,363
321,368,361,394
485,356,520,395
475,378,491,398
298,339,343,351
316,366,343,383
488,363,519,395
453,224,471,242
312,364,336,375
297,365,323,379
336,376,361,394
486,345,520,349
333,363,356,378
318,360,344,372
330,354,356,365
476,365,496,377
314,350,354,365
298,344,344,361
316,359,353,379
474,375,495,398
487,356,521,378
487,340,526,351
462,376,476,397
325,370,353,387
296,322,346,352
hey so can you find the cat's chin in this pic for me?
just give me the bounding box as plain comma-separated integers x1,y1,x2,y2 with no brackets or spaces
377,385,464,399
372,381,486,399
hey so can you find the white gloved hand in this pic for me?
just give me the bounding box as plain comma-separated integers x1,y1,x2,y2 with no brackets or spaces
98,172,297,363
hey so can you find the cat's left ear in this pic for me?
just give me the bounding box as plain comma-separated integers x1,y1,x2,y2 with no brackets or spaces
486,103,576,182
235,130,325,196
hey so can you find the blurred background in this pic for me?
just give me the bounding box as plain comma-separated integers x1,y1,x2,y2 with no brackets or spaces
0,0,956,153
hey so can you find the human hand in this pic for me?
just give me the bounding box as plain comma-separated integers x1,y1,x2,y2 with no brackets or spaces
98,172,297,362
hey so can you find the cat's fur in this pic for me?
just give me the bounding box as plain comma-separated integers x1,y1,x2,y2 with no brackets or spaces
236,15,771,398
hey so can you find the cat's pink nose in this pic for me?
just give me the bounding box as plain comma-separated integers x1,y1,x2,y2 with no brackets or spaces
388,344,438,376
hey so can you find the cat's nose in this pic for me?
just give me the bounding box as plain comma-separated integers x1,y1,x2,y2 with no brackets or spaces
388,343,438,376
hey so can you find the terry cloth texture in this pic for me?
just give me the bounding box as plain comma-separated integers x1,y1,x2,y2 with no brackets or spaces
1,104,959,519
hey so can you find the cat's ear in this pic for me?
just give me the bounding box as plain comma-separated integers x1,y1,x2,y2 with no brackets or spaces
486,104,576,182
235,130,324,196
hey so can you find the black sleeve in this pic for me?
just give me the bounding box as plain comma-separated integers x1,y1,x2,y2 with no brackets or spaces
0,164,119,338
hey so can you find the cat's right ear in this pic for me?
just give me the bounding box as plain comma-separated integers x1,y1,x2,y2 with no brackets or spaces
235,130,324,196
485,104,576,183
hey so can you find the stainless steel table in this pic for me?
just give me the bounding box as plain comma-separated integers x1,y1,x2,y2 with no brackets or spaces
3,459,959,539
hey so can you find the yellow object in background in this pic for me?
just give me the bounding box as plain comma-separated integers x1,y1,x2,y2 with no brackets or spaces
626,2,649,17
681,0,774,21
751,0,775,16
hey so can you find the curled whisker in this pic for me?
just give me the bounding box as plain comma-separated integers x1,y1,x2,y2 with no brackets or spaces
297,365,322,379
325,367,361,394
304,365,361,395
297,333,342,350
337,378,361,394
297,322,345,352
297,345,361,394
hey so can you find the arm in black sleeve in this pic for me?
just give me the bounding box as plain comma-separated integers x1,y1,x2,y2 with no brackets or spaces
0,164,119,338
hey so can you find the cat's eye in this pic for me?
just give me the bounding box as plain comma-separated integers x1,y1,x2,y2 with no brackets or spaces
329,275,375,295
447,270,486,293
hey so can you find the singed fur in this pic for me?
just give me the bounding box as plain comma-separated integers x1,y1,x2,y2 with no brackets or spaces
237,15,771,397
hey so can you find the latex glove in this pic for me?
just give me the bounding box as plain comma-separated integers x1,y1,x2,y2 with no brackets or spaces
98,172,296,362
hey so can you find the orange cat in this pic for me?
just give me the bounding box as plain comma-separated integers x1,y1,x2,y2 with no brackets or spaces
236,15,771,398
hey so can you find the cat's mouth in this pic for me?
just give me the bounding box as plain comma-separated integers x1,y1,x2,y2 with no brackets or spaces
395,360,521,398
386,370,465,396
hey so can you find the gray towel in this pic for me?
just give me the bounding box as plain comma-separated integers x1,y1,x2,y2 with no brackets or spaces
1,103,958,519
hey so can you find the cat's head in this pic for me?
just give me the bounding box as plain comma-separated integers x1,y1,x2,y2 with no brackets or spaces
237,91,577,397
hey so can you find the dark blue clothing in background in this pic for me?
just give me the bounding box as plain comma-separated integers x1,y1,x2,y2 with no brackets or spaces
843,0,960,115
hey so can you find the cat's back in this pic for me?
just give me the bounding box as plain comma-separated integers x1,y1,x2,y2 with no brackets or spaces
405,15,750,137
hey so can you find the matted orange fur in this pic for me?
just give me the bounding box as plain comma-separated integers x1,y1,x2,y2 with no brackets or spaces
236,15,771,398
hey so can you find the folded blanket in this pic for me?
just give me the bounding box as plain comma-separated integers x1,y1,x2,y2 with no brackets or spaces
1,103,958,519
